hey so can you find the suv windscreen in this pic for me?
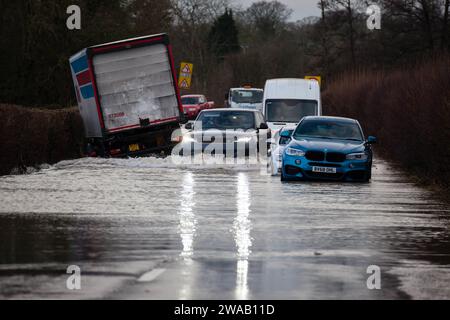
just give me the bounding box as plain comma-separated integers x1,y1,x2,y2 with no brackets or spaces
266,99,317,123
293,120,364,141
196,111,255,130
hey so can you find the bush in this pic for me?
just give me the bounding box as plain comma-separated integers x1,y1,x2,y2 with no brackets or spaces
323,55,450,190
0,105,84,175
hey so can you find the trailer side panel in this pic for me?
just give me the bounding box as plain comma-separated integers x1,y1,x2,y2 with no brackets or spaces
69,50,103,138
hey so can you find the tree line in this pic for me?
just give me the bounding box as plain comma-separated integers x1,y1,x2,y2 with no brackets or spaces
0,0,449,107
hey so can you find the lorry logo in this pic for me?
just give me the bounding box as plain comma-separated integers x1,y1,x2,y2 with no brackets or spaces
70,55,94,100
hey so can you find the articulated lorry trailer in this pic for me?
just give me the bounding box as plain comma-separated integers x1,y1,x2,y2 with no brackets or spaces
69,33,183,157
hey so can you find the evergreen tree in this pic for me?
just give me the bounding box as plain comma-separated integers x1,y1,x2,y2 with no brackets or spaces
208,9,240,59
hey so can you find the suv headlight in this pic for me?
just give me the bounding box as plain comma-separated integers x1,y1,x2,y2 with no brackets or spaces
286,148,305,157
346,152,368,160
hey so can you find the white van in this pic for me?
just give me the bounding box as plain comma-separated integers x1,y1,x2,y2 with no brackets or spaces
227,87,264,112
263,79,322,131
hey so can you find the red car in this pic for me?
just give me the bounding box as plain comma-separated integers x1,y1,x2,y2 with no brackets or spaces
181,95,215,120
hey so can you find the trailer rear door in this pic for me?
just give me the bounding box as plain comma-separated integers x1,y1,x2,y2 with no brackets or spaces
93,43,180,133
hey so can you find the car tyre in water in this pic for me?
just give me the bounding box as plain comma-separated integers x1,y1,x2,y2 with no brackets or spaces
365,167,372,182
268,158,275,176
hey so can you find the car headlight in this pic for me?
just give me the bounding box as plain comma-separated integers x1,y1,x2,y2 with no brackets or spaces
346,152,368,160
237,137,252,143
286,148,305,157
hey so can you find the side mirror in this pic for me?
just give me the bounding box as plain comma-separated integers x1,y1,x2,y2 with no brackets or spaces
280,130,292,138
259,123,269,130
185,122,193,130
367,136,377,144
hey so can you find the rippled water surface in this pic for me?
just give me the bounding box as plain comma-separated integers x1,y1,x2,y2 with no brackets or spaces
0,157,449,299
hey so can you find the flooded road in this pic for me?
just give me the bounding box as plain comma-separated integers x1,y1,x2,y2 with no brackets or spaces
0,157,449,299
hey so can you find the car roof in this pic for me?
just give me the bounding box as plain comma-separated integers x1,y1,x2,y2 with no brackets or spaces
201,108,259,113
181,94,204,98
301,116,359,124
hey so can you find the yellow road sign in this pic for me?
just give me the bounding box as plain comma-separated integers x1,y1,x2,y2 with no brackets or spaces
305,76,322,87
179,62,194,89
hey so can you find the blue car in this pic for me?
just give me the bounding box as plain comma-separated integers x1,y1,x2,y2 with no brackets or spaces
281,116,377,182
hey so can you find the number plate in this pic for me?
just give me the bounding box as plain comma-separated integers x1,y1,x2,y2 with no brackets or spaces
312,166,337,174
129,144,140,152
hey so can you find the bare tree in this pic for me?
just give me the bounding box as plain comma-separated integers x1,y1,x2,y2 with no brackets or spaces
332,0,359,64
442,0,450,49
318,0,330,22
381,0,443,51
243,1,293,37
128,0,172,35
170,0,230,25
169,0,232,91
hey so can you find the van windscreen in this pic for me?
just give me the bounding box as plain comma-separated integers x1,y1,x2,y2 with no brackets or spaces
232,90,263,104
266,99,318,123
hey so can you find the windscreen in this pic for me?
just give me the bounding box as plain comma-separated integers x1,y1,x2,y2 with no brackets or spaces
293,120,364,141
266,99,318,123
195,111,255,130
232,90,263,104
182,97,200,105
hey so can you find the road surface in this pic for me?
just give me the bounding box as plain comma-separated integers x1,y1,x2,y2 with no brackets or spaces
0,157,449,299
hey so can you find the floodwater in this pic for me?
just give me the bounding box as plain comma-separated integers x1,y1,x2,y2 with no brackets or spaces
0,156,449,299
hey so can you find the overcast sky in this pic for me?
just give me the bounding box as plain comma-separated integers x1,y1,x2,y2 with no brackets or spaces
235,0,321,21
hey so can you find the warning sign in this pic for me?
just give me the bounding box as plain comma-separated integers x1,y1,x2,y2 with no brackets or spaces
305,76,322,87
179,62,194,90
181,64,192,74
179,79,189,89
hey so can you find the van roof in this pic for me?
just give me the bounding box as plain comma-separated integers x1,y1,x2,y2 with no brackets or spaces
264,78,320,100
230,88,263,91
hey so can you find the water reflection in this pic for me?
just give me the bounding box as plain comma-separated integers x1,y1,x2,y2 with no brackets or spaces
234,172,252,300
178,172,197,300
178,172,197,259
